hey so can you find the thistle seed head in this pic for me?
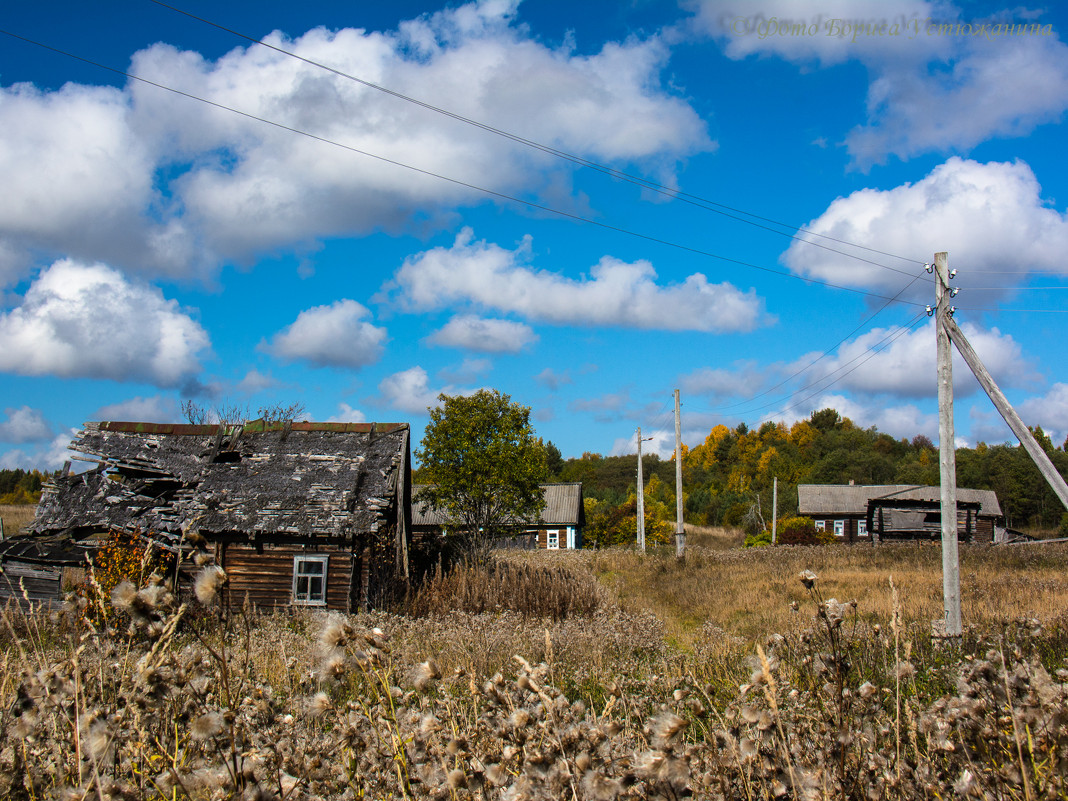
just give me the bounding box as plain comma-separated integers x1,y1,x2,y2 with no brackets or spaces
651,710,688,746
111,581,137,612
194,565,227,604
190,711,225,741
308,692,332,718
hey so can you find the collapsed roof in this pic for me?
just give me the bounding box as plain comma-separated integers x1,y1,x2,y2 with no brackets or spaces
30,420,411,547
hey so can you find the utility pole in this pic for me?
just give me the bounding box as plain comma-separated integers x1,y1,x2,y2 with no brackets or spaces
934,251,962,638
636,427,647,553
771,477,778,545
674,390,685,558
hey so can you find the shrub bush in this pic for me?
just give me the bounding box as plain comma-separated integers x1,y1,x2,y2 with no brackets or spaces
743,529,772,548
776,515,835,545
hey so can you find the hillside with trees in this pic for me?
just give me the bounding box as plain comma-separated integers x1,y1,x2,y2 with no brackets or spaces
551,408,1068,545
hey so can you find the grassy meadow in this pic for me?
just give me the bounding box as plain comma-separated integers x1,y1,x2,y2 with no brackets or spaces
0,503,36,536
2,531,1067,799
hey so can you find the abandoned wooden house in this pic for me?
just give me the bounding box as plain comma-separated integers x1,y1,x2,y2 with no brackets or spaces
412,482,585,550
797,483,1003,543
26,420,414,611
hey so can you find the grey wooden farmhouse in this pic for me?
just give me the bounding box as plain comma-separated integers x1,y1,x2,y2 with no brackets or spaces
412,482,585,550
797,483,1003,543
27,420,413,611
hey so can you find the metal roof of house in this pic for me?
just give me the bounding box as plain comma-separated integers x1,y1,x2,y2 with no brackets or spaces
29,420,410,543
412,482,584,527
797,484,1002,517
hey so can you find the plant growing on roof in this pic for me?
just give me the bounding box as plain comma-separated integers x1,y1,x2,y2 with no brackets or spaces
415,389,548,562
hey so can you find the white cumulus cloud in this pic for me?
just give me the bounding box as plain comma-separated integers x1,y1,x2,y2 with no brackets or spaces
264,299,387,368
383,228,766,332
0,260,209,387
95,395,181,423
426,315,537,352
0,428,81,471
378,366,446,415
765,393,938,442
782,158,1068,302
1018,383,1068,448
0,406,52,443
325,402,368,424
802,319,1032,399
687,1,1068,165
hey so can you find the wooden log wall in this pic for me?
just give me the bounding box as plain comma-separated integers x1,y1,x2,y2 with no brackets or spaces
0,562,62,607
220,544,355,612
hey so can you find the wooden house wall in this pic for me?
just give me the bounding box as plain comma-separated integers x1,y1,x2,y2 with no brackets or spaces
219,544,354,612
868,508,996,542
534,527,576,549
0,561,62,606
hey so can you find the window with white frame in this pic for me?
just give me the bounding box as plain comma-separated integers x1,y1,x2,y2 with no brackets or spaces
292,554,329,606
546,529,560,550
857,519,868,537
814,520,826,532
834,520,845,538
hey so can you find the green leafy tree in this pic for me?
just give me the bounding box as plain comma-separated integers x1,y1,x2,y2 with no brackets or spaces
415,390,548,562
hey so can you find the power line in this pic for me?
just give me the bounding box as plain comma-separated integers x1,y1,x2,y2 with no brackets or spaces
733,311,931,422
0,27,929,307
146,0,929,276
699,270,928,415
685,309,929,422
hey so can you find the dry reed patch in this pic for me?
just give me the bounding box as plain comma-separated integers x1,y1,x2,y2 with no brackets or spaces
408,555,606,619
0,503,35,534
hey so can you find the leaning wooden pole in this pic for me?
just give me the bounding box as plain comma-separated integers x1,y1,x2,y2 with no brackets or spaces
934,252,962,637
943,314,1068,511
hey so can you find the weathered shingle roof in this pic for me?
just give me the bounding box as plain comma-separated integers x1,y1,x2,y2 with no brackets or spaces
30,420,410,543
797,484,1002,517
412,482,584,527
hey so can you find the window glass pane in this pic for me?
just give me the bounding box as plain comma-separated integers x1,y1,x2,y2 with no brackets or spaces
293,556,328,604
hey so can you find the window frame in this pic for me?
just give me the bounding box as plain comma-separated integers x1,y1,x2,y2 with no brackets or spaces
292,554,329,606
834,519,845,538
814,520,826,532
546,529,560,550
857,519,868,537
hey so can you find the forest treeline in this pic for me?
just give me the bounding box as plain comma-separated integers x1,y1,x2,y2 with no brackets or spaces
0,468,47,505
549,408,1068,547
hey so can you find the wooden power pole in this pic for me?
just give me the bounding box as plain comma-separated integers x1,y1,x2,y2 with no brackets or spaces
934,251,962,638
636,427,646,553
772,477,778,545
674,389,685,558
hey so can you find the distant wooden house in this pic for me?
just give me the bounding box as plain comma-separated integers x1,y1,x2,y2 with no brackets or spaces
26,420,414,611
797,483,1003,543
412,482,585,550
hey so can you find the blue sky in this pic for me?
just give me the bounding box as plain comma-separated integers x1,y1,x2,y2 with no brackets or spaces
2,0,1067,468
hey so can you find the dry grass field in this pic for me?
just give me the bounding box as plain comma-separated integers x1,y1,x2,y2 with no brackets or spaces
0,503,35,536
1,533,1067,799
